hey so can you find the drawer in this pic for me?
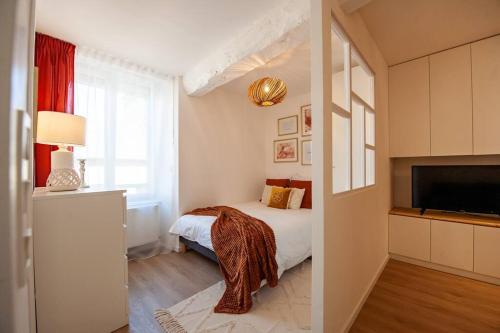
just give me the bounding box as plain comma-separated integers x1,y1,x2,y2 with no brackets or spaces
431,220,473,271
474,225,500,278
389,215,431,261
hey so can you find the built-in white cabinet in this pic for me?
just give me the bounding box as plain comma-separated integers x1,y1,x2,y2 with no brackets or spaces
389,210,500,282
389,215,430,261
389,57,430,157
471,34,500,155
389,34,500,157
430,45,473,156
430,220,473,271
474,225,500,278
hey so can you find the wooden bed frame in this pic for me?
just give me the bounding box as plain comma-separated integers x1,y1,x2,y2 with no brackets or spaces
179,236,219,263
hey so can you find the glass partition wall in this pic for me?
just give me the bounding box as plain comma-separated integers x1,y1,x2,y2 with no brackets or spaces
331,24,375,194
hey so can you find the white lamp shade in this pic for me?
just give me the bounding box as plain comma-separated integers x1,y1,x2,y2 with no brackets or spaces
37,111,86,146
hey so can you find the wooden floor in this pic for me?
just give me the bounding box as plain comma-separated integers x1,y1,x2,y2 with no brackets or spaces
115,254,500,333
114,251,221,333
351,259,500,333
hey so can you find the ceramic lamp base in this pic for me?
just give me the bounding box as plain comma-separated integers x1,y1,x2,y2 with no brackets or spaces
46,146,81,191
46,168,81,191
51,146,74,169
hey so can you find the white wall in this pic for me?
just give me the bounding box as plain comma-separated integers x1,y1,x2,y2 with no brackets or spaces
263,92,311,180
327,7,390,332
311,0,391,332
178,82,266,213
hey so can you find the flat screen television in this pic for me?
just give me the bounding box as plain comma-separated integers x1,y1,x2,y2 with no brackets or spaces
412,165,500,215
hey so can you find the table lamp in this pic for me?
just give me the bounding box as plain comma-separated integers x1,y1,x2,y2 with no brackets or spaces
36,111,86,191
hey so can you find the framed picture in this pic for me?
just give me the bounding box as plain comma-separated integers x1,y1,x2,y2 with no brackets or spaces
274,138,298,163
277,115,298,136
301,104,312,136
301,140,312,165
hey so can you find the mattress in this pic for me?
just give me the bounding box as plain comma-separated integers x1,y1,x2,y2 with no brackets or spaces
169,201,312,278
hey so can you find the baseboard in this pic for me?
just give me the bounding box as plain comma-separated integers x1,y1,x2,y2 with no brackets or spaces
342,255,389,333
390,254,500,286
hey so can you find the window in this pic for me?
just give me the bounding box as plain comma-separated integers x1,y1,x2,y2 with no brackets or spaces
332,30,350,111
74,51,174,203
352,100,365,189
332,109,351,193
351,50,374,109
331,24,375,194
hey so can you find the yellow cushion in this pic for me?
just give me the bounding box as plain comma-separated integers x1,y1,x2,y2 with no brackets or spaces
268,187,292,209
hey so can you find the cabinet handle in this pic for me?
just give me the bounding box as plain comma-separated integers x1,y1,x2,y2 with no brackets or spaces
15,109,32,285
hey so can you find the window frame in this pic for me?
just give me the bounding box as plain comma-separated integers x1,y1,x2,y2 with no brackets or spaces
74,68,157,201
331,22,376,195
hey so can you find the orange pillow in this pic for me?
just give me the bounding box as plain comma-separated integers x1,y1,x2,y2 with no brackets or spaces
290,180,312,209
268,187,292,209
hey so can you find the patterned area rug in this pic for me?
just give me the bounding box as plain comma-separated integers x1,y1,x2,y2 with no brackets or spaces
154,259,311,333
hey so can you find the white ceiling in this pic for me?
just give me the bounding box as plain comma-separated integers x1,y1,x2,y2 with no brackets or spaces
359,0,500,66
35,0,283,75
227,42,310,98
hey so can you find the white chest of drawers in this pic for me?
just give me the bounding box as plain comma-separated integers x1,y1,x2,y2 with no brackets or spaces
33,187,128,333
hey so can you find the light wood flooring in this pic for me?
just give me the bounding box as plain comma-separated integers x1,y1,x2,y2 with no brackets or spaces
115,253,500,333
114,251,221,333
351,259,500,333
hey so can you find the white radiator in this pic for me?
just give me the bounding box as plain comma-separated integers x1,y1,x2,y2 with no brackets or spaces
127,202,160,248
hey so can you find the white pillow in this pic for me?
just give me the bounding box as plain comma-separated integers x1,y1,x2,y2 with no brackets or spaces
287,187,305,209
261,185,273,205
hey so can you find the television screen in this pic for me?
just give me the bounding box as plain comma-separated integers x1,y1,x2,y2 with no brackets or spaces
412,165,500,215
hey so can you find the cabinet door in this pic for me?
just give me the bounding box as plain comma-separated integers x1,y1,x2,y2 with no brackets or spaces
431,220,473,271
389,57,430,157
474,225,500,278
430,45,473,156
472,35,500,155
389,215,430,261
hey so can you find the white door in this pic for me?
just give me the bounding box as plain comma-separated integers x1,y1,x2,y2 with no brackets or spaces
0,0,36,332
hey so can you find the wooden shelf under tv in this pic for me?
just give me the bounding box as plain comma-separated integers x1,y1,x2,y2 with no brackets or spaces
390,207,500,228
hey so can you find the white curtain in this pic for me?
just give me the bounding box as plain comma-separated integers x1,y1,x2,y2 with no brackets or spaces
74,47,178,256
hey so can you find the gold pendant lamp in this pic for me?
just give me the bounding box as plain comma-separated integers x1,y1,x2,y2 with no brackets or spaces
248,77,287,107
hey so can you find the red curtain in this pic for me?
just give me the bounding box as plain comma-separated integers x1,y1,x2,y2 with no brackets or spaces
34,33,76,187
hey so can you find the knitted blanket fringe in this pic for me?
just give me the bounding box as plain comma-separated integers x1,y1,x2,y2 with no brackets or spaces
154,309,187,333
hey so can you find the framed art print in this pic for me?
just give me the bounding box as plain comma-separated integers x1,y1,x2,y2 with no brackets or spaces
277,115,298,136
301,140,312,165
274,138,298,163
301,104,312,136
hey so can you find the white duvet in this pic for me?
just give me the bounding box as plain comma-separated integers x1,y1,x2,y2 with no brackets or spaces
169,201,312,278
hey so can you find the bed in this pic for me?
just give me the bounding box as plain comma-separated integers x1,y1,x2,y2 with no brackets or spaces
169,201,312,279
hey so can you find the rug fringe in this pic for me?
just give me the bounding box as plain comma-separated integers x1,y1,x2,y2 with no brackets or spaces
154,309,187,333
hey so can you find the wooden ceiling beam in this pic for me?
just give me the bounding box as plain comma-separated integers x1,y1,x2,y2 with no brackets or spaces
182,0,309,96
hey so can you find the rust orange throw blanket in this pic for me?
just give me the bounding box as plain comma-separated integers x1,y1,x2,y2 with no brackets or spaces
188,206,278,314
